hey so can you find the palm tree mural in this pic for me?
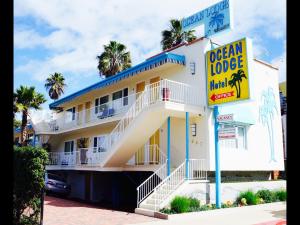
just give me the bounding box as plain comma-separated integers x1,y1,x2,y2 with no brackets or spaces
228,69,247,98
209,12,224,30
45,72,66,100
259,87,278,162
97,41,132,78
161,19,196,50
14,86,46,146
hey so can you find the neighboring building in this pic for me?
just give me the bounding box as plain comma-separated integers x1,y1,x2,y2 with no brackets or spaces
279,81,287,174
14,122,35,146
33,37,284,212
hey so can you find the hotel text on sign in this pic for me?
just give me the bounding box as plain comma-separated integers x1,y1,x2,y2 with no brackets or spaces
206,38,250,106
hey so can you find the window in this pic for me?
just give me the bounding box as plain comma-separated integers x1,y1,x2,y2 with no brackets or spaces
112,88,128,110
93,135,107,152
27,133,33,140
219,124,247,149
64,140,74,153
66,107,76,122
95,95,109,114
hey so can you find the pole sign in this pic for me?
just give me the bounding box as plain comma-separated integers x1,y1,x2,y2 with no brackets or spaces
218,127,237,139
206,38,250,106
181,0,232,37
217,114,233,123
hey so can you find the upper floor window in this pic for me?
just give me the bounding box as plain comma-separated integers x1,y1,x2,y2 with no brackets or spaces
95,95,109,114
219,124,247,149
112,88,128,108
66,107,76,122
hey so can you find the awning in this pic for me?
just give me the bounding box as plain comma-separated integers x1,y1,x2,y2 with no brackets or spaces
49,52,185,109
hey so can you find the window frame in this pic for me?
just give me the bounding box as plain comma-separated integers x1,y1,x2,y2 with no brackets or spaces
64,140,75,154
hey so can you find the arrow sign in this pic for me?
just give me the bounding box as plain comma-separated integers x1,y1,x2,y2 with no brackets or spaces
210,91,234,102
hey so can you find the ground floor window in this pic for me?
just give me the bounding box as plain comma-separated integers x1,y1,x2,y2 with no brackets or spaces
219,124,247,149
64,140,74,154
93,135,107,152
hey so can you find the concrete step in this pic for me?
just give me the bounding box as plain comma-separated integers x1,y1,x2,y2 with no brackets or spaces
135,207,154,217
139,203,156,211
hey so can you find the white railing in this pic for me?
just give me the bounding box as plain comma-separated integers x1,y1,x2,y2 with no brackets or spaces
47,149,89,166
98,79,200,165
137,161,168,207
49,94,137,132
188,159,207,180
126,144,167,166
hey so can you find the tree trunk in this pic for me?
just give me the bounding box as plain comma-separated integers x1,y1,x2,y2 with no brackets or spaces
21,110,28,146
234,84,239,98
237,81,241,98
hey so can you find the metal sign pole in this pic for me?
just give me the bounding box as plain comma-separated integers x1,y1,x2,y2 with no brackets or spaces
213,105,221,208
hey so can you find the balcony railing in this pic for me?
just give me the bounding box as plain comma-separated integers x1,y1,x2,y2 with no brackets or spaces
48,94,137,132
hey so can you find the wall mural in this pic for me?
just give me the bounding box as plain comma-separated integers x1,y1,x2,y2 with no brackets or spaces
259,87,278,162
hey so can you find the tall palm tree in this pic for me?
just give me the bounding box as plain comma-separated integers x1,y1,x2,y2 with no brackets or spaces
97,41,132,78
14,86,46,146
259,87,278,162
228,69,247,98
161,19,196,50
45,72,66,100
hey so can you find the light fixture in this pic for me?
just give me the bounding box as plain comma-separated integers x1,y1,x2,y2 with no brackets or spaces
190,62,195,75
191,123,197,136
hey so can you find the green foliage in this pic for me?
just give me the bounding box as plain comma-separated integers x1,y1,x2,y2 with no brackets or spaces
256,190,275,203
13,146,48,225
14,118,22,128
273,189,287,201
237,190,259,205
188,197,200,209
170,196,190,213
159,208,176,214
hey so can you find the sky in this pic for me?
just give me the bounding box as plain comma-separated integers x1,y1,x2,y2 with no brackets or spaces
14,0,286,119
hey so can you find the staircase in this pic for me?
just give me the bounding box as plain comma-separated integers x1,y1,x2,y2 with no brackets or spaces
137,159,207,212
88,79,200,167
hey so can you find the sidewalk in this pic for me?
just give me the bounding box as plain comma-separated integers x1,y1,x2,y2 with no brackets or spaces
129,202,286,225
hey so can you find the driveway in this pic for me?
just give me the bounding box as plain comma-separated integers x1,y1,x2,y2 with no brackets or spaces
43,196,160,225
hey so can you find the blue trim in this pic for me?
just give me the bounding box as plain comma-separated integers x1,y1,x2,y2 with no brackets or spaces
185,112,189,179
214,106,221,208
15,124,33,133
49,53,185,109
167,116,171,176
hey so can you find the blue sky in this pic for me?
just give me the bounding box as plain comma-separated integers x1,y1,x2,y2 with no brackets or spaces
14,0,286,119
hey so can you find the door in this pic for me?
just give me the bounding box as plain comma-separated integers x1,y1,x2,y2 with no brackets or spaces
136,81,145,99
149,129,160,164
150,77,160,103
85,102,91,123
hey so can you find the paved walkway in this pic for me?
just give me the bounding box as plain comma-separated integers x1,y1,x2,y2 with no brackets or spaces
129,202,286,225
43,196,160,225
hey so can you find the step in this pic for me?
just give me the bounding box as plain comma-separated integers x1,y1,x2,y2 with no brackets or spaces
139,203,156,211
135,208,155,217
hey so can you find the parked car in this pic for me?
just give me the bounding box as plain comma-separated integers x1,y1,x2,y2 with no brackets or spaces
45,172,71,196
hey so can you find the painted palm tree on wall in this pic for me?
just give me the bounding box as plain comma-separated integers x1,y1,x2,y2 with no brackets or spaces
45,72,66,100
161,19,196,50
228,69,247,98
14,86,46,146
209,12,224,30
97,41,132,78
259,87,278,162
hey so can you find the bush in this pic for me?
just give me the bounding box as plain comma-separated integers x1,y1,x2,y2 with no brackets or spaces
237,190,259,205
188,197,200,209
256,190,275,203
273,190,287,201
13,146,48,225
160,208,176,214
170,196,190,213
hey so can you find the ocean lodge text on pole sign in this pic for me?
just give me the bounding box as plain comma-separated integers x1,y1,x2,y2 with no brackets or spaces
181,0,231,37
206,38,250,106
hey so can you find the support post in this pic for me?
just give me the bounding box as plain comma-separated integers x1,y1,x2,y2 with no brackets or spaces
213,106,221,208
167,116,171,176
185,112,189,179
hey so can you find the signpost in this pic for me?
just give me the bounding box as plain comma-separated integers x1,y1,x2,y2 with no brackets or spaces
181,0,232,37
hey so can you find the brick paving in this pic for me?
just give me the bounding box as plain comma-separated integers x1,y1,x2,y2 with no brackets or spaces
43,196,160,225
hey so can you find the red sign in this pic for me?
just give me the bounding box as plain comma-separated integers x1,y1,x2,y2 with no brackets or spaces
210,91,234,102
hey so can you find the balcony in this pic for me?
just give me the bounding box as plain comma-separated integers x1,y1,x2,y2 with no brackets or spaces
48,94,137,133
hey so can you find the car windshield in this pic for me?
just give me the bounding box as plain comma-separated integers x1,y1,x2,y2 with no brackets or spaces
48,174,65,182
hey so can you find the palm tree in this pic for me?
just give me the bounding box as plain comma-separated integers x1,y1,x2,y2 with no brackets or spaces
259,87,278,162
45,72,66,100
14,86,46,146
161,19,196,51
97,41,132,78
209,12,224,30
228,69,247,98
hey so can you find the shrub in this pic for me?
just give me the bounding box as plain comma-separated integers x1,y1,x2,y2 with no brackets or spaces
273,190,287,201
237,190,259,205
256,190,275,203
160,208,176,214
188,197,200,209
170,196,190,213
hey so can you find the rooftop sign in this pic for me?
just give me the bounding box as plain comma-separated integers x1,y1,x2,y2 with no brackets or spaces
206,38,251,106
181,0,232,37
